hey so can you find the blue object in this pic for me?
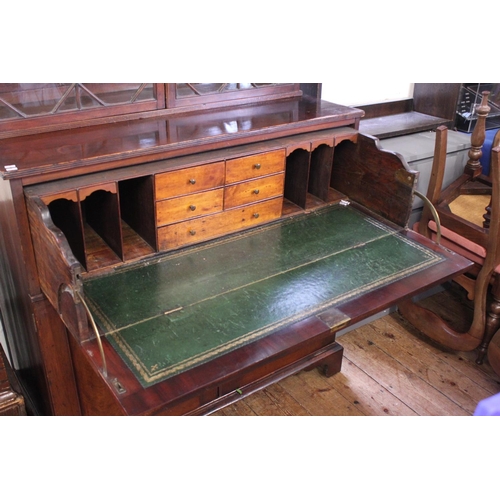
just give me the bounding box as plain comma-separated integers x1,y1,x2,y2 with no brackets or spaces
480,128,500,176
474,392,500,416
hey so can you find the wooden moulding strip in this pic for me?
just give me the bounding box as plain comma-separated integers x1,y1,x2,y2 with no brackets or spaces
41,190,78,205
78,182,117,201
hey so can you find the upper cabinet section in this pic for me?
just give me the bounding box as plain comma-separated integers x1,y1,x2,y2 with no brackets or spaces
165,83,301,109
0,84,166,136
0,83,307,138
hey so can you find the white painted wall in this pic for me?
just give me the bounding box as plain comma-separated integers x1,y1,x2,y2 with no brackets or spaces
321,82,414,107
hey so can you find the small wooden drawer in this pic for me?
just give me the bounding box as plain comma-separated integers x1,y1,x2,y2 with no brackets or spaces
158,197,283,251
155,162,225,200
224,172,285,209
156,189,224,226
225,150,285,184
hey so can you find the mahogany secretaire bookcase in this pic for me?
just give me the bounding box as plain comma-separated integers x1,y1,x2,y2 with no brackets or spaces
0,84,471,415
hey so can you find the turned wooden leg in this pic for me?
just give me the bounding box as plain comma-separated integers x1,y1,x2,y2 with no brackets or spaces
483,196,492,229
464,91,490,178
477,277,500,364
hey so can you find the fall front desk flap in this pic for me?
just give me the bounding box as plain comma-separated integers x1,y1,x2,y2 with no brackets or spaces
83,204,444,387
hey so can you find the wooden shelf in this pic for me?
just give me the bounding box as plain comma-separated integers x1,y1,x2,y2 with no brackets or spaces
359,112,452,139
358,84,462,139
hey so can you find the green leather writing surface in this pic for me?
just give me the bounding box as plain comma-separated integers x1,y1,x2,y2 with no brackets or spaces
84,204,443,387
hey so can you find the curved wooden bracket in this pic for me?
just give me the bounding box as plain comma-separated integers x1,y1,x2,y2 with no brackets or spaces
78,182,117,201
286,142,310,156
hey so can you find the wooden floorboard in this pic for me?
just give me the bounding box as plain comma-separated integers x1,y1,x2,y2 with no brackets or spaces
213,286,500,416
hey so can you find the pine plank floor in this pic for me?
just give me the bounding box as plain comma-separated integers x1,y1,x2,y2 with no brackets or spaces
212,285,500,416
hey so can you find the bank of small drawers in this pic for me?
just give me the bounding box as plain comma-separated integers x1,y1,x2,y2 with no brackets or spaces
156,150,285,250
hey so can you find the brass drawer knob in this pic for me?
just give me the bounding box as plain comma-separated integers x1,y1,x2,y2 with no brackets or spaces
253,189,260,195
253,163,261,170
190,229,196,235
189,179,196,185
189,205,197,211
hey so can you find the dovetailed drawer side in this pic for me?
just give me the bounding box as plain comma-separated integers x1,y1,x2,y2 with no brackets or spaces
225,150,285,184
155,161,225,200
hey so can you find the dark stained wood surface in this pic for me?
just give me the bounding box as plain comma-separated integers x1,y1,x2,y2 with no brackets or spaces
358,84,461,139
0,98,363,185
30,297,81,415
412,83,461,121
332,133,417,227
72,314,346,416
359,112,450,139
358,98,414,120
26,196,84,316
22,128,358,197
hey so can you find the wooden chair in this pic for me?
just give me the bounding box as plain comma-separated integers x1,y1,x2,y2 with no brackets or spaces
487,288,500,377
398,92,500,368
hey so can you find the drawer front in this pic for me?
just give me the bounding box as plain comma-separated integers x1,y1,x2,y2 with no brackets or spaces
157,189,223,226
225,150,285,184
158,197,283,251
155,162,225,200
224,172,285,209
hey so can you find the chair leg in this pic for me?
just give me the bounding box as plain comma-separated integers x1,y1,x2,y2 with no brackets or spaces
487,329,500,377
477,277,500,364
398,297,482,352
398,257,497,353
